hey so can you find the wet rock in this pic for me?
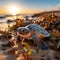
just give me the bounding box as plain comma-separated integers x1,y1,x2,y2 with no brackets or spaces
0,54,16,60
1,41,8,47
4,46,18,55
47,50,55,60
55,56,60,60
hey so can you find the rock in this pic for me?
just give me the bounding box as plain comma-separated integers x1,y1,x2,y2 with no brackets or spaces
0,54,16,60
4,46,18,55
1,41,8,47
47,50,55,60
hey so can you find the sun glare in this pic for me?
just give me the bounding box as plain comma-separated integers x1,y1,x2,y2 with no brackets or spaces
8,6,19,15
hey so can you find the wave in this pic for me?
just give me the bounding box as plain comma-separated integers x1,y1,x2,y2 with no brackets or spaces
0,18,15,31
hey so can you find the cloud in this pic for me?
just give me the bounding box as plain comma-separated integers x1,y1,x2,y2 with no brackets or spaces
48,4,60,11
53,4,60,10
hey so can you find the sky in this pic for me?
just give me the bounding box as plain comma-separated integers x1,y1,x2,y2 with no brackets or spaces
0,0,60,14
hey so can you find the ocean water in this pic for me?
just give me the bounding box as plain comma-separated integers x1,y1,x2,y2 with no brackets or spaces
0,14,33,31
0,18,15,31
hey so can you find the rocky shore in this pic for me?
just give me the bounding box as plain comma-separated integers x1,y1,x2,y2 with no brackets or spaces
0,13,60,60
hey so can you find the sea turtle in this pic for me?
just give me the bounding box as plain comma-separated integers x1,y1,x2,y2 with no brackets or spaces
17,24,50,50
26,24,50,37
17,24,50,39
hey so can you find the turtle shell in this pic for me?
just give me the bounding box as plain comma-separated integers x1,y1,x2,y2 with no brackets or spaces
26,24,50,37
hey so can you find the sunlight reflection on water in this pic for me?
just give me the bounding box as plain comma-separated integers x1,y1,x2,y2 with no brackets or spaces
0,18,15,31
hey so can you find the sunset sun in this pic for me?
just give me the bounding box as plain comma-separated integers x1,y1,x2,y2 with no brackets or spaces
8,6,19,15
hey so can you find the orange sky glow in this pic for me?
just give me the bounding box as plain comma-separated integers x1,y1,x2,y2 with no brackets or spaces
0,8,41,15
